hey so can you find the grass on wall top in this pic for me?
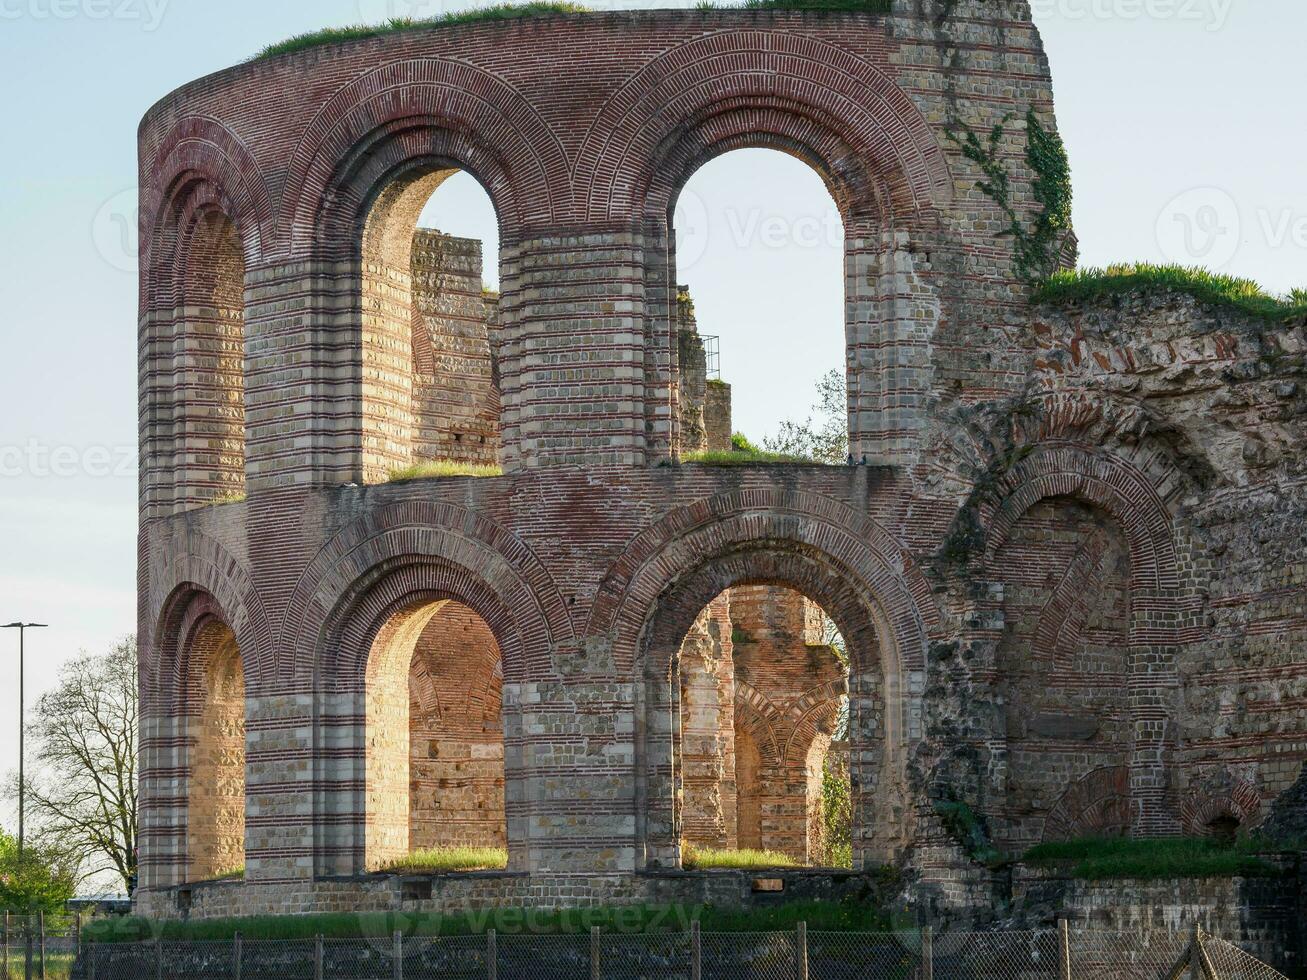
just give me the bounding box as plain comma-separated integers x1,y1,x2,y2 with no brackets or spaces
1022,836,1282,880
1035,264,1307,325
374,846,508,874
254,0,893,60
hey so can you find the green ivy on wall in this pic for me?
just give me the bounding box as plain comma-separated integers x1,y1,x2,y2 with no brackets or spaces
946,107,1073,284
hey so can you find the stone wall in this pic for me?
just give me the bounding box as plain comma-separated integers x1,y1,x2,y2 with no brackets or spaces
134,0,1307,922
411,231,500,468
1012,865,1304,972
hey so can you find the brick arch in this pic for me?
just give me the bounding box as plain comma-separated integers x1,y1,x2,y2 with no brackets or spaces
598,493,931,869
1042,766,1133,843
142,120,269,305
589,489,938,672
140,583,252,890
145,530,270,695
283,500,573,685
1181,768,1263,837
732,680,784,772
983,443,1186,841
983,442,1181,595
579,30,952,223
280,58,569,254
783,679,849,766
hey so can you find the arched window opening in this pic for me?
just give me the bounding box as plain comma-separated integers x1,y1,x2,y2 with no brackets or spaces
185,618,245,882
676,584,851,869
671,150,847,464
995,496,1133,849
179,210,245,507
365,598,507,872
1206,813,1241,845
359,166,502,485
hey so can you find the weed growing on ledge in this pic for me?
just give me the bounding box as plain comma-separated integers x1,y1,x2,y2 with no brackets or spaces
1023,837,1282,880
387,460,503,482
374,846,509,874
681,842,798,870
1035,264,1307,325
681,432,814,465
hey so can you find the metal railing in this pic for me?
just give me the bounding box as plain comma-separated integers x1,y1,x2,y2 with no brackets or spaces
67,922,1288,980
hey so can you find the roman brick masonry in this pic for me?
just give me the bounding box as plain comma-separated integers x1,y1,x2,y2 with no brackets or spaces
135,0,1307,925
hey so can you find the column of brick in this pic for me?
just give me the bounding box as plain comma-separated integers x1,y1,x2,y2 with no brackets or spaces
505,231,647,467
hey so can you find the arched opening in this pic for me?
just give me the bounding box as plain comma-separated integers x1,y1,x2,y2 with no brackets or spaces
358,164,502,484
185,617,245,882
675,584,852,868
670,149,847,463
993,496,1134,849
178,208,245,507
365,597,507,872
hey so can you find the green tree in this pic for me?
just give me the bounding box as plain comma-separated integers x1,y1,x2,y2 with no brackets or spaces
763,370,849,464
0,831,77,913
20,638,137,892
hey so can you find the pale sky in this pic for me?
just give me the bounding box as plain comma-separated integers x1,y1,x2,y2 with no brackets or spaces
0,0,1303,828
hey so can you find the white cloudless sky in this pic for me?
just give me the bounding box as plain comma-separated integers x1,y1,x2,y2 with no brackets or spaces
0,0,1303,823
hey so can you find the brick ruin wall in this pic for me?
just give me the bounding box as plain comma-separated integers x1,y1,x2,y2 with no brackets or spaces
133,1,1307,920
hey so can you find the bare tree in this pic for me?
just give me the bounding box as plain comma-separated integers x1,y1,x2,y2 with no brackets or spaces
21,637,137,891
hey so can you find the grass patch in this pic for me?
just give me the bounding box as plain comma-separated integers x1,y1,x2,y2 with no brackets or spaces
387,460,503,482
1035,264,1307,324
682,843,798,870
680,431,814,466
374,846,508,874
256,4,587,59
82,900,892,943
1023,836,1281,880
255,0,892,60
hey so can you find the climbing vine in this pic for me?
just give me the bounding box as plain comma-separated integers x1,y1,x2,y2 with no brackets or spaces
946,106,1073,284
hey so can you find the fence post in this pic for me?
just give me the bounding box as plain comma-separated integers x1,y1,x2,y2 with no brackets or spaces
39,910,45,980
4,910,8,977
393,930,403,980
691,920,702,980
1058,917,1071,980
590,926,601,980
314,934,324,980
921,926,933,980
87,942,94,980
234,931,243,980
155,937,163,980
75,911,81,956
796,921,808,980
487,929,497,980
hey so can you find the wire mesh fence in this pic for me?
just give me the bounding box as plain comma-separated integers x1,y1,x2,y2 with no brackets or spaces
3,913,82,980
57,925,1289,980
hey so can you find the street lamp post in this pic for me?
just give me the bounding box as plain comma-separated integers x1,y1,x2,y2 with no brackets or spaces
2,623,47,856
